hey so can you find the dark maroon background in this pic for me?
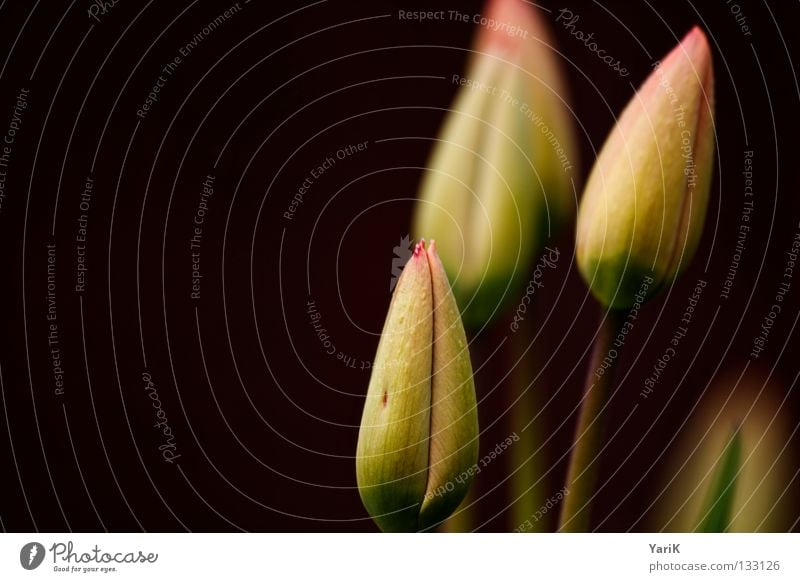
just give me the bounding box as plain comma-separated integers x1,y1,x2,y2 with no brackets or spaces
0,0,797,532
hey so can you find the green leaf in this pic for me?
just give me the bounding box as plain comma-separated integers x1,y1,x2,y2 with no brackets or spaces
696,427,742,532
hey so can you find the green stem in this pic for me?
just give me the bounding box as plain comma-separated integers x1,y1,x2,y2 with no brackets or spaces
439,489,475,532
558,310,624,532
509,314,545,531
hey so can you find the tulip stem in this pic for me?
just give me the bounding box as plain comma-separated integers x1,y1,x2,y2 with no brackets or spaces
509,313,545,531
558,309,625,532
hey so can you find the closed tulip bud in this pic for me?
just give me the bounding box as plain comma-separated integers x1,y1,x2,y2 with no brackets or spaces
413,0,578,326
356,240,479,532
576,27,715,309
656,372,796,532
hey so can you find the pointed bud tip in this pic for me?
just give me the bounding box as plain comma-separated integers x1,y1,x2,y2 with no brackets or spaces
661,26,711,74
682,26,710,60
425,239,444,274
413,239,426,258
683,25,705,46
476,0,537,56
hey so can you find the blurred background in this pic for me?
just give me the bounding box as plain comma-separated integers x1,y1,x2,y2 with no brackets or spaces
0,0,797,531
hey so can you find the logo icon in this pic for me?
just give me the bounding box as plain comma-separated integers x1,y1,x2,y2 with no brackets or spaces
390,234,413,293
20,542,45,570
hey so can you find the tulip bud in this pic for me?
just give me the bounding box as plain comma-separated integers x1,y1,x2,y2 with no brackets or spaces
356,240,479,532
413,0,578,326
656,372,796,532
695,426,741,532
576,27,715,309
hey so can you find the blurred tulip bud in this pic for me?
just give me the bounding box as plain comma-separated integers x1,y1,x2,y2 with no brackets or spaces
695,426,742,532
576,27,715,309
356,240,479,532
413,0,578,326
656,371,796,532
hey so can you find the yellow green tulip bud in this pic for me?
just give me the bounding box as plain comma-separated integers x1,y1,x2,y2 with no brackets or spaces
413,0,578,326
356,240,479,532
656,372,796,532
576,27,715,309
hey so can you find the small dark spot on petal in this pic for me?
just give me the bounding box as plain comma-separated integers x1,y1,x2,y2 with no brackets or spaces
382,390,388,407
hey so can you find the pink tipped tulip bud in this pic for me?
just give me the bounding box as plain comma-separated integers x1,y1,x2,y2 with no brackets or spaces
576,27,715,309
356,240,479,532
413,0,578,326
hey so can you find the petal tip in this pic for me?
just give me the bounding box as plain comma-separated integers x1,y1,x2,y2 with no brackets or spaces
681,26,712,66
